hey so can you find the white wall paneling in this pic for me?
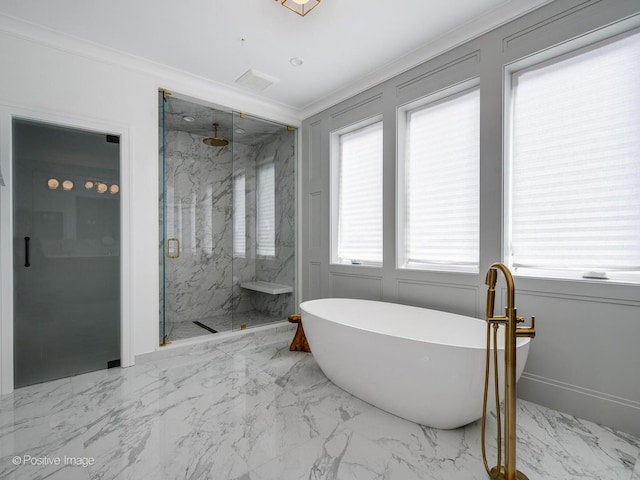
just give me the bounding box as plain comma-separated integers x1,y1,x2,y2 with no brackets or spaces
329,272,383,301
397,280,479,318
300,0,640,435
395,50,481,101
515,290,640,435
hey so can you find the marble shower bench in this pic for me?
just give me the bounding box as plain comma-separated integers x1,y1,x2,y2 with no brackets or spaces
240,281,293,295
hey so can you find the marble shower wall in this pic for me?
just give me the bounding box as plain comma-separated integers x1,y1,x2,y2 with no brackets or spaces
233,130,296,320
232,141,257,315
160,123,296,333
162,130,234,324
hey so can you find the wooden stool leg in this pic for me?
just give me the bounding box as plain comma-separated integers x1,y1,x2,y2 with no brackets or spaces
288,314,311,353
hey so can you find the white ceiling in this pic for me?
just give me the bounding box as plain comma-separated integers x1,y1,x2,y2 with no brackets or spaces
0,0,550,116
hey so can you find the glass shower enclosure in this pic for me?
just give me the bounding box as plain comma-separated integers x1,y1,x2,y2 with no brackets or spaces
159,92,296,343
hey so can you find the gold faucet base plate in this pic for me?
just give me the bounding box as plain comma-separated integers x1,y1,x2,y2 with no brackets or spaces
490,466,529,480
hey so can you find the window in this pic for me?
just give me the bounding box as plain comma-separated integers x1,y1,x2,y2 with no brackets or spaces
507,31,640,282
331,120,383,265
257,161,275,257
233,172,246,258
398,86,480,272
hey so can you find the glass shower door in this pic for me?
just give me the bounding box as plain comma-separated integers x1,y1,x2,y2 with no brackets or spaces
160,92,236,342
13,119,121,388
231,112,296,330
158,94,297,340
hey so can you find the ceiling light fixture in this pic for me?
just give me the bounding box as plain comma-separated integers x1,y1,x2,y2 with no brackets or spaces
278,0,320,17
290,57,303,67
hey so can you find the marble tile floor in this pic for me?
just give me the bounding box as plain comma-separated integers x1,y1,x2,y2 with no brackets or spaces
163,310,284,342
1,324,638,480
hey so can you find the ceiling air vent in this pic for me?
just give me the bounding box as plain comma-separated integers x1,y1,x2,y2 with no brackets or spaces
235,69,280,91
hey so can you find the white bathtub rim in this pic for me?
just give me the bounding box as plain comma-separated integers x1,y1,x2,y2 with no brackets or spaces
300,298,531,351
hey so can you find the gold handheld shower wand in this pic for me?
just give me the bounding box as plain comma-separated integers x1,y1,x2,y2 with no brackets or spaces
481,263,536,480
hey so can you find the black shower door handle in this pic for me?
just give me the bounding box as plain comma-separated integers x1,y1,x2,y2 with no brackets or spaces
24,236,30,267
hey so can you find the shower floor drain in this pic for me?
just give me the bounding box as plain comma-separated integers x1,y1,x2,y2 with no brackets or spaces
193,321,218,334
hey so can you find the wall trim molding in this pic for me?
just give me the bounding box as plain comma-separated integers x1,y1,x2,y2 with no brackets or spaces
518,372,640,436
502,0,603,51
329,94,384,120
518,288,640,308
395,50,481,96
0,2,557,124
329,272,383,299
521,372,640,410
397,279,480,317
300,0,554,119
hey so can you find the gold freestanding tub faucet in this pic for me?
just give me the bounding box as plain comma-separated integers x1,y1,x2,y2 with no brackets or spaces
481,263,536,480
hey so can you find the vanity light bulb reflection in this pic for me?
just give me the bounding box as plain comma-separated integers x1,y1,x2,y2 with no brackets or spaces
62,180,74,191
109,184,119,194
47,178,60,189
96,183,108,194
85,180,94,190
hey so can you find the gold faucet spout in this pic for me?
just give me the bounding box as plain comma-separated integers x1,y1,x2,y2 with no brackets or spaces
485,263,516,322
485,268,497,320
481,263,535,480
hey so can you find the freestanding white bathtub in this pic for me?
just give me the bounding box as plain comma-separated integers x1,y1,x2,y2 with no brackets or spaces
300,298,530,429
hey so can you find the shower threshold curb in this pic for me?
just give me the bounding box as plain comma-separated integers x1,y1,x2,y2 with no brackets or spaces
136,321,292,364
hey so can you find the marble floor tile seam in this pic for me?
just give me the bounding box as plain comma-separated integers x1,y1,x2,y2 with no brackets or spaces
3,325,639,480
215,336,640,480
224,393,348,476
236,420,473,480
198,335,640,478
150,372,352,479
145,322,294,364
237,412,636,480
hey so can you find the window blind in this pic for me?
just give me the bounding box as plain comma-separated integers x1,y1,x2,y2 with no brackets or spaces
509,32,640,273
257,161,275,257
404,88,480,269
337,121,383,264
233,173,246,258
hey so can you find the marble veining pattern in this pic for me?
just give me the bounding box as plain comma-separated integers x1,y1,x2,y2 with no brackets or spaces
2,324,637,480
234,129,296,321
160,121,296,342
162,129,234,325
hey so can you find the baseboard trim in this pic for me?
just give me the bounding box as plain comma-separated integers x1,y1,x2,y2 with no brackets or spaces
518,372,640,437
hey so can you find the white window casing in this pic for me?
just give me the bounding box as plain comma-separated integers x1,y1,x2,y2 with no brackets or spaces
506,30,640,283
398,84,480,273
331,118,383,266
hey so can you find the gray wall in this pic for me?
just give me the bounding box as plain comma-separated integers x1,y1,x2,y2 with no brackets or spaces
300,0,640,436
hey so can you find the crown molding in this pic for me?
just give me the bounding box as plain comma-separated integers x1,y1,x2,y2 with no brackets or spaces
0,13,302,126
298,0,554,120
0,1,555,125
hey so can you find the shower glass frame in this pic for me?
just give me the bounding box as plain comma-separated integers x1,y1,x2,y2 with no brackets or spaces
159,93,297,344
